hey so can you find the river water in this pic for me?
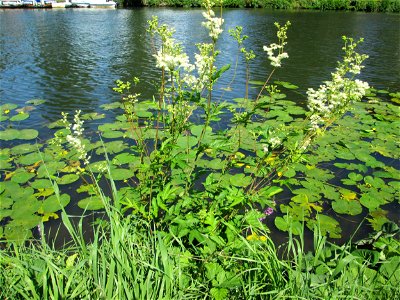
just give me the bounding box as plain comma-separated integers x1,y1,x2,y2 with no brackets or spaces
1,8,399,127
1,8,399,245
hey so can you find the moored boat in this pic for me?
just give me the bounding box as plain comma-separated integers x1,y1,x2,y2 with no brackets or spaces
70,0,116,8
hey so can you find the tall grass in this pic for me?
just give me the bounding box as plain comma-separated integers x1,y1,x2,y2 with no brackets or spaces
1,163,399,299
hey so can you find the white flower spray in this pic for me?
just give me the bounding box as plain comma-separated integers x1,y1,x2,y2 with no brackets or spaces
63,110,91,165
263,21,291,68
307,37,369,130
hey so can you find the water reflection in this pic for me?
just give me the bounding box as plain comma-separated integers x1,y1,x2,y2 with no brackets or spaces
1,8,398,127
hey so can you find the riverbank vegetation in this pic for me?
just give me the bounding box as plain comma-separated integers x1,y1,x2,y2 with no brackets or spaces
1,0,399,297
125,0,400,13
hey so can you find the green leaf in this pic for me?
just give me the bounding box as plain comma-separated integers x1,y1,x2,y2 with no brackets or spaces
10,113,30,122
332,198,362,216
56,174,80,185
78,196,106,210
210,288,228,300
11,169,35,184
307,215,341,239
39,194,70,213
274,80,299,89
0,129,19,141
26,99,46,105
19,129,39,140
275,216,303,235
229,173,252,187
10,143,38,155
106,168,133,181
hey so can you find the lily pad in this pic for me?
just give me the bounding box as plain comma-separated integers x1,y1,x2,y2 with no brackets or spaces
332,198,362,215
19,129,39,140
10,113,30,122
112,152,138,165
10,143,38,155
0,103,18,111
26,99,46,105
274,216,303,235
106,168,134,181
11,169,35,184
56,174,80,185
78,196,106,210
39,194,70,213
229,173,252,188
31,179,54,189
96,140,128,155
307,214,342,239
0,129,20,141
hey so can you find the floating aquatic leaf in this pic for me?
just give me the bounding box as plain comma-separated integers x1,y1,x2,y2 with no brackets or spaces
176,135,198,149
274,80,299,89
10,143,38,155
307,214,342,239
19,129,39,140
96,140,128,155
367,209,390,231
76,184,97,195
10,112,30,122
88,160,108,173
78,196,106,210
39,194,70,213
0,129,20,141
274,216,302,235
332,198,362,215
249,80,265,86
0,103,18,111
360,193,386,211
102,130,124,139
0,209,12,219
81,112,106,120
11,196,41,219
229,173,252,188
26,99,46,105
31,179,53,189
17,152,44,166
0,197,13,209
56,174,80,185
34,188,55,198
36,161,66,178
100,102,122,110
112,152,138,166
3,226,32,242
106,168,134,181
11,169,35,184
363,176,385,189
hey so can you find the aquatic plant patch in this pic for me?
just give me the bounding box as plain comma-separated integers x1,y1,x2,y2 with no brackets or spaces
0,4,398,248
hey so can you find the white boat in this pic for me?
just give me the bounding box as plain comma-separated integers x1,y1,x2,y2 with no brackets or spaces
0,0,23,7
70,0,116,8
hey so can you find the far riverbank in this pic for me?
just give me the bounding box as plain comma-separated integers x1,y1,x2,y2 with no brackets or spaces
122,0,400,13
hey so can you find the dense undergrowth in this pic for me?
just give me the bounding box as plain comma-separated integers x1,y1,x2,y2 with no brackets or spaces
1,0,399,298
126,0,400,13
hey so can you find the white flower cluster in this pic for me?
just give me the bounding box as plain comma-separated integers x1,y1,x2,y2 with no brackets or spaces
202,9,224,41
263,21,291,68
268,137,281,149
150,5,222,95
263,43,289,67
307,37,369,129
64,110,91,165
154,38,192,72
